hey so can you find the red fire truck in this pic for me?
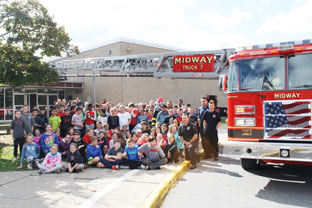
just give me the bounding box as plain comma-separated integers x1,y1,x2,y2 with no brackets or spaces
219,39,312,170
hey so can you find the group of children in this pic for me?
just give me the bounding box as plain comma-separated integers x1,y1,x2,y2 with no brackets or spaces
17,123,171,174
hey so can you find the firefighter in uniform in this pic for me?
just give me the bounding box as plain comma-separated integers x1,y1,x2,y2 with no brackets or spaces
203,99,221,160
178,113,199,169
198,96,211,159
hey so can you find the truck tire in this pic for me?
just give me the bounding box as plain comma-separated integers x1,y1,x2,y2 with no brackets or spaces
241,158,260,170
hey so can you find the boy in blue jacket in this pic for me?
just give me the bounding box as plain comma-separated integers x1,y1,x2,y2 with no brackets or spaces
86,137,103,167
18,134,40,169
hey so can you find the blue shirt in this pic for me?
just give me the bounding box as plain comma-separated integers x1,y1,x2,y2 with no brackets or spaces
87,145,102,159
41,133,59,150
156,111,169,124
198,105,209,125
124,145,140,161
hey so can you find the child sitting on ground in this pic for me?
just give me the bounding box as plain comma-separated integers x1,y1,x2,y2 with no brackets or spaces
86,137,103,168
99,139,123,170
82,128,94,144
18,134,40,169
38,144,62,174
138,137,167,170
33,129,41,150
62,143,84,173
137,133,149,146
94,121,104,136
69,130,88,162
121,138,142,169
59,134,71,157
98,131,108,156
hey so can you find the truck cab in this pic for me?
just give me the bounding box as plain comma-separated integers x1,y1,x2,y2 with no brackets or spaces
219,40,312,170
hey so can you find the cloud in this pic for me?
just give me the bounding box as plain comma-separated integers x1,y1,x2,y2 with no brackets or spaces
200,9,251,29
257,0,312,34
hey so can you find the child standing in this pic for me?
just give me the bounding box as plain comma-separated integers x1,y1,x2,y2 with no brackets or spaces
48,108,61,132
165,135,178,163
86,137,103,167
10,111,25,161
85,104,97,131
62,143,84,173
38,144,62,174
18,134,40,169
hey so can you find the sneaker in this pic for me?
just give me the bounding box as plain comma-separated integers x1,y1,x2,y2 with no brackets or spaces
84,163,89,169
13,157,17,162
112,165,119,170
88,157,93,165
102,164,107,168
27,163,33,170
145,165,151,170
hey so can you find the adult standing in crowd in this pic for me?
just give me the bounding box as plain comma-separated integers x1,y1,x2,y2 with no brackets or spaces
203,99,221,160
178,113,199,169
76,97,84,108
21,105,34,135
198,97,211,159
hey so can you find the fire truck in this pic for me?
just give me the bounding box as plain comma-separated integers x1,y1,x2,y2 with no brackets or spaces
219,39,312,170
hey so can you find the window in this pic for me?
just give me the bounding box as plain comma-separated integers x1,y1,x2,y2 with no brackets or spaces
229,57,285,92
288,53,312,89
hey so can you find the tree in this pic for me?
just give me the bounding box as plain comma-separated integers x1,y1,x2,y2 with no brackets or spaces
0,0,79,87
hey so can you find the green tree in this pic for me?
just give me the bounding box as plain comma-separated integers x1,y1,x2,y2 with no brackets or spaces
0,0,79,87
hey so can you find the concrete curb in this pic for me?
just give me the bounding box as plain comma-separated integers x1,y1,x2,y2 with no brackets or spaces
142,160,191,208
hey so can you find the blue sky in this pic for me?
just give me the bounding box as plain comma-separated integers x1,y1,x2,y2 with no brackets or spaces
39,0,312,53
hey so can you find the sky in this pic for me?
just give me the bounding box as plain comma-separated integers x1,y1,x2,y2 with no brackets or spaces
39,0,312,55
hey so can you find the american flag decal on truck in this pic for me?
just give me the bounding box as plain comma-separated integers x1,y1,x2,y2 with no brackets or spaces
264,101,312,140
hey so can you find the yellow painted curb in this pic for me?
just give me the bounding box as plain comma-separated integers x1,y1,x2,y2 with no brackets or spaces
142,160,191,208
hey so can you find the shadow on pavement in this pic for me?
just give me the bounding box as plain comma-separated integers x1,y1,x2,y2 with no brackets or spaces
251,165,312,207
189,159,243,178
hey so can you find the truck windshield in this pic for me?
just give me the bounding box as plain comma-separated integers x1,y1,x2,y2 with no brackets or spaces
288,53,312,89
229,56,285,92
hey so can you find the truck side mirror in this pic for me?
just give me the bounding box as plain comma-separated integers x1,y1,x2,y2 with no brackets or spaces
219,75,227,91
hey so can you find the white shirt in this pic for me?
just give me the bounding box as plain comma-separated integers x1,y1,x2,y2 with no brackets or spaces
118,112,131,129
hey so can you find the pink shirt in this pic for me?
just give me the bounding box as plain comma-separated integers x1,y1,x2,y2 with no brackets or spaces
42,152,62,168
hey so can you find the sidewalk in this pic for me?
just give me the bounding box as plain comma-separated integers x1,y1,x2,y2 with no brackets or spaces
0,165,180,208
0,124,228,208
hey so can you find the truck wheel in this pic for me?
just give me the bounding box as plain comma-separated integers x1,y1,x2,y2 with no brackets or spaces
241,158,260,170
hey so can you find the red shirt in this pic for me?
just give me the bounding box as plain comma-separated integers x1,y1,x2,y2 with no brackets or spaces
82,134,92,144
130,109,139,125
176,116,182,124
85,111,96,125
57,112,66,118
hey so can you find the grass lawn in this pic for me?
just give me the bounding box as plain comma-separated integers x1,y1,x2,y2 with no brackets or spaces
0,143,21,171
